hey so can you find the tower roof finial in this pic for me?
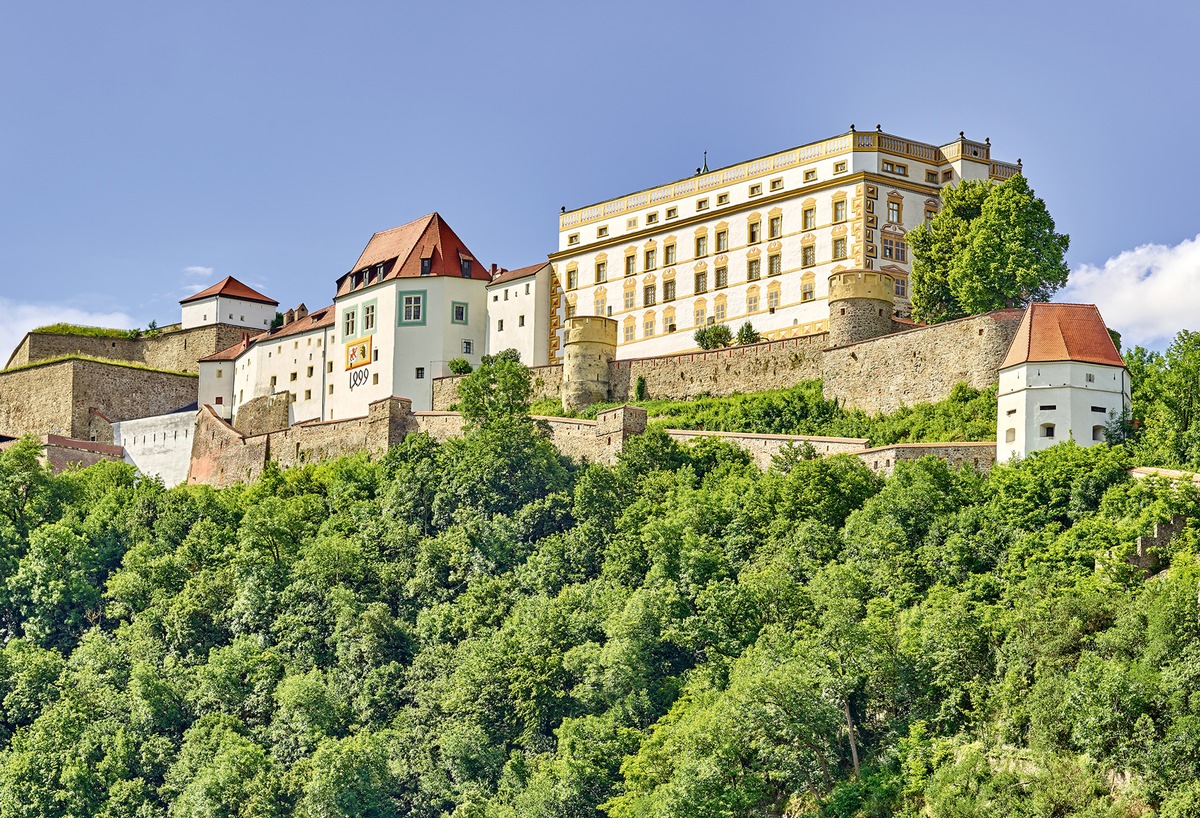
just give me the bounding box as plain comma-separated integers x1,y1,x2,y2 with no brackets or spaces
702,150,708,174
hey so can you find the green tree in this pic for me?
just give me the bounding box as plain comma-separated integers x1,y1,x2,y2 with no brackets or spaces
736,322,761,345
908,175,1069,323
457,350,531,426
447,357,473,375
693,324,733,350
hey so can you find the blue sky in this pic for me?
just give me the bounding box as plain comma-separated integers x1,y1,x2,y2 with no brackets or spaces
2,0,1197,354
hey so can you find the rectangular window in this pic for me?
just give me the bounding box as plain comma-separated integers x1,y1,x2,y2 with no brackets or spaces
415,367,425,379
567,268,579,289
270,375,277,389
594,296,606,315
216,369,223,379
802,245,816,267
624,289,636,309
420,257,432,275
715,266,728,288
694,272,707,294
644,317,655,337
834,160,847,173
518,315,525,327
894,277,908,298
1086,373,1096,383
748,221,761,244
803,208,816,230
452,302,469,324
925,208,937,223
666,207,678,219
568,233,580,246
926,170,939,183
597,226,608,238
627,217,637,229
716,230,728,252
942,169,953,182
400,292,425,324
566,305,577,318
769,215,782,239
768,254,782,276
695,235,708,257
770,178,783,191
595,261,607,283
343,310,356,338
695,306,706,326
833,200,847,223
663,280,676,301
624,324,635,342
833,238,847,259
497,319,504,331
1091,405,1107,413
625,255,636,276
768,289,780,309
643,284,656,306
746,294,758,313
646,212,658,224
715,302,727,321
801,282,815,301
882,237,907,262
1040,404,1057,411
748,258,761,280
327,361,333,373
462,340,474,354
290,371,298,381
804,169,817,182
696,198,709,211
306,366,313,377
887,201,902,224
644,249,656,270
749,183,762,196
717,193,729,205
304,389,312,400
664,244,676,266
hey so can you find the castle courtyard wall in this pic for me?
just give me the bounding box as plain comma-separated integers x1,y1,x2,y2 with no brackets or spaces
6,324,249,374
114,410,198,487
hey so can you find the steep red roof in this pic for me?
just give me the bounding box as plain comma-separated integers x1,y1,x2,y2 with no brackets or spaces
199,305,335,363
336,213,491,297
180,276,279,306
488,262,549,288
1000,303,1125,369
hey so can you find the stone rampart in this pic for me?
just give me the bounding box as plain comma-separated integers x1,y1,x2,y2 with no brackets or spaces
5,324,249,374
0,435,126,473
432,364,564,411
848,441,998,477
821,310,1024,414
0,358,197,440
233,392,292,436
664,429,869,470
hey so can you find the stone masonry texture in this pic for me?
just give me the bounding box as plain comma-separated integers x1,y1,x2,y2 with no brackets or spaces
6,324,249,374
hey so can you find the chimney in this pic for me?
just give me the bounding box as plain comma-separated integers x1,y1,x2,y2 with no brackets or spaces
284,308,295,326
490,263,499,278
294,303,308,321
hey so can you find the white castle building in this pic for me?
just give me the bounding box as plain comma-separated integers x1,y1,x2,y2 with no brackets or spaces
548,127,1021,361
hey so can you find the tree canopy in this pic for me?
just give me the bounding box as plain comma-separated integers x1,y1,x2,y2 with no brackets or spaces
908,175,1069,323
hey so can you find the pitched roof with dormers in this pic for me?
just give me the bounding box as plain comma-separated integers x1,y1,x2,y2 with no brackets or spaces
1000,303,1125,370
335,213,491,298
199,305,335,363
487,262,550,288
180,276,279,306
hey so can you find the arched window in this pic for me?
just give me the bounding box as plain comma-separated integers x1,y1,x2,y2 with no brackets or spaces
1092,425,1106,442
1040,423,1056,439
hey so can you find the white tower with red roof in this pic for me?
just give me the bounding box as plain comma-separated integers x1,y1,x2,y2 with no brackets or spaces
180,276,279,331
996,303,1130,462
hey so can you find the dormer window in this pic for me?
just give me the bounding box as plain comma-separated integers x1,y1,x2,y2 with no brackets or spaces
460,259,472,278
420,258,432,276
374,263,384,282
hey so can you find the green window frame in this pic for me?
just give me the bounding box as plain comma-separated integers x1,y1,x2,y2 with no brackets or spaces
398,290,427,326
342,307,358,339
360,298,378,336
451,301,469,325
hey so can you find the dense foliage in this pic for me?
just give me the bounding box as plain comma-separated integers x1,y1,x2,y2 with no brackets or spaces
31,323,134,338
533,380,1000,447
908,175,1070,323
0,384,1198,817
1122,330,1200,471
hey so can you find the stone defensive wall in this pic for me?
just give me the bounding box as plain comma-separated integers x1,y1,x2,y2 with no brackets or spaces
431,309,1023,416
0,358,197,441
5,323,249,374
848,441,998,477
0,434,126,474
821,309,1025,414
664,429,868,470
189,399,652,488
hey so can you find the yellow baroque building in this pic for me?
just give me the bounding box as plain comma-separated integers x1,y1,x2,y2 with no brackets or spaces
548,126,1021,361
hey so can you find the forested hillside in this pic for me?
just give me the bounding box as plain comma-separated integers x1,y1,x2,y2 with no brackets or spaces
0,380,1199,817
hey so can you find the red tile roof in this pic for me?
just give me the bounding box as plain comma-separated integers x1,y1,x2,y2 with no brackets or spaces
180,275,279,306
488,262,549,288
336,213,491,297
1000,303,1125,369
199,305,335,362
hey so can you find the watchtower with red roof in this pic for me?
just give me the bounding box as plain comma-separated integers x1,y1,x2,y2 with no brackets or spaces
996,303,1130,462
180,276,280,331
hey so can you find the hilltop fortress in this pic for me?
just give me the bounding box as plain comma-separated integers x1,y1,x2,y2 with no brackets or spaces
0,127,1130,485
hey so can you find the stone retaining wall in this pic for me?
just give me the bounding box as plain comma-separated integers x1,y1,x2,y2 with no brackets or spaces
848,441,998,477
665,429,868,470
5,323,249,374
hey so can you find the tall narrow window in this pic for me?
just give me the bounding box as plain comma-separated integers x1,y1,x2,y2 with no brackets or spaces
768,254,782,276
769,215,782,239
665,244,677,266
833,238,847,259
694,271,708,293
363,304,376,332
747,258,761,281
625,255,636,276
833,201,847,223
460,259,472,277
595,261,607,283
663,280,676,301
748,220,761,244
803,207,816,230
716,230,728,252
645,248,657,270
420,257,432,275
695,235,708,257
802,245,816,267
343,310,356,337
643,284,656,306
715,266,728,288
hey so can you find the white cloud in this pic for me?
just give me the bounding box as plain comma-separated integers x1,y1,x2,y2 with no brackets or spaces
0,300,136,367
181,284,208,296
1062,234,1200,350
184,266,215,278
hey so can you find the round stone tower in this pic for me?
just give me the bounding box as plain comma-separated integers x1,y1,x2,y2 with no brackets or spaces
827,269,896,347
562,316,618,412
